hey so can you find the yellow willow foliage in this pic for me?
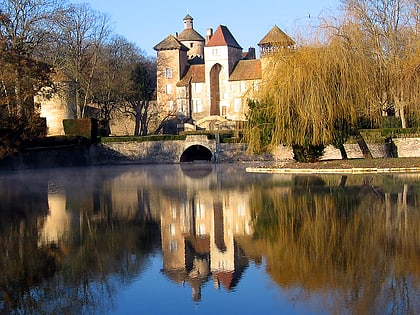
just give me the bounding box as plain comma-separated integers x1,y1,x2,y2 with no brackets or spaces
393,44,420,110
249,186,420,292
249,37,384,151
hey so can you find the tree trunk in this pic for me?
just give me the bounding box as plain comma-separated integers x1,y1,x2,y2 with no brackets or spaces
140,101,149,136
353,130,373,159
339,175,347,188
134,115,140,136
396,92,407,129
400,106,407,128
338,144,348,160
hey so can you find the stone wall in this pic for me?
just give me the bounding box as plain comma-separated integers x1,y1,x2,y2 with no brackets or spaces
93,135,217,165
322,138,420,160
2,137,420,170
322,143,387,160
94,137,420,164
392,138,420,158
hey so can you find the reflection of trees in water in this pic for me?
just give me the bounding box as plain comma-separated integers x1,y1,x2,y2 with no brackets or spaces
0,175,55,313
1,217,160,314
0,178,160,314
250,175,420,314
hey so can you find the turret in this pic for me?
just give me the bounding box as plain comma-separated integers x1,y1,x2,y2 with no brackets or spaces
177,14,205,61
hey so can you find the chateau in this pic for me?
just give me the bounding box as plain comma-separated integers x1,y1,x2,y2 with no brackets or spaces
154,15,295,131
38,15,295,136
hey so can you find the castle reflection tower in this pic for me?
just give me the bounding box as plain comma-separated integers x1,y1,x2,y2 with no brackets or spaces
161,189,252,301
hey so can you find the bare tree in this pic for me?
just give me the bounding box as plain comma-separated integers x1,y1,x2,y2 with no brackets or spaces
52,3,111,118
92,35,142,134
91,36,158,136
121,58,157,136
0,0,64,116
341,0,420,127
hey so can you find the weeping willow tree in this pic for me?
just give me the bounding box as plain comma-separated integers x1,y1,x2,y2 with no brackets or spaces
392,44,420,127
246,0,420,160
246,38,378,159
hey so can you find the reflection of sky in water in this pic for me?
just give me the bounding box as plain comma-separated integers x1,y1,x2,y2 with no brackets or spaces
112,255,319,315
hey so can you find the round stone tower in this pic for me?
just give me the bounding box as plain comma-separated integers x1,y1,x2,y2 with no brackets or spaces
177,14,205,62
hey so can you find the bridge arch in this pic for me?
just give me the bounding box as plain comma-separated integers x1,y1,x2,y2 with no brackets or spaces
180,144,213,162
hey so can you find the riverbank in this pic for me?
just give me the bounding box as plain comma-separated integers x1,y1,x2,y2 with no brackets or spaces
246,157,420,174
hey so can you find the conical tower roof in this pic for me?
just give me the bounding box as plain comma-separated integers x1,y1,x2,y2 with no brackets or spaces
258,25,295,48
178,28,205,41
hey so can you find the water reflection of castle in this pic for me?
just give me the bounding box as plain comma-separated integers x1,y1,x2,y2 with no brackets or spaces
32,166,420,310
161,190,252,301
36,166,255,302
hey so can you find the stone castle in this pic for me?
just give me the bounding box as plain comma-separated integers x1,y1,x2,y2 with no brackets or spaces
38,15,295,136
154,14,295,131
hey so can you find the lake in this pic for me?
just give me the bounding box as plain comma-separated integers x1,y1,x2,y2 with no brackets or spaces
1,164,420,314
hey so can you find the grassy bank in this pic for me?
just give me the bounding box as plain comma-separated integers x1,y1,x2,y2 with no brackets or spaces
279,157,420,169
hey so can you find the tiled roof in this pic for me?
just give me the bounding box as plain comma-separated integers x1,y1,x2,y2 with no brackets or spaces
206,25,242,49
229,59,262,81
178,28,205,41
258,25,295,47
177,64,205,86
153,34,189,51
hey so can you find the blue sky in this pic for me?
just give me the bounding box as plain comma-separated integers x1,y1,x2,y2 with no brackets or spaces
70,0,342,57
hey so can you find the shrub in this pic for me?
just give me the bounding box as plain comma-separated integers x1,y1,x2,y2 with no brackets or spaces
63,118,98,141
0,113,47,159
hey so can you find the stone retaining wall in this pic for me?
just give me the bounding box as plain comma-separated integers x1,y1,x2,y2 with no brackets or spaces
392,138,420,157
95,137,420,164
322,138,420,160
2,137,420,170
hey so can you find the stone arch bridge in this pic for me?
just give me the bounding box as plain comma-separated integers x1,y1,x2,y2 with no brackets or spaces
98,135,221,164
96,135,420,165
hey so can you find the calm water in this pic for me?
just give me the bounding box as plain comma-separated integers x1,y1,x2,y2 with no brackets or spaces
1,164,420,315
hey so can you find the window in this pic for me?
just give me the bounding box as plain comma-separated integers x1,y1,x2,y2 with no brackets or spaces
170,224,176,236
253,81,260,91
240,82,246,93
179,99,187,113
165,84,172,94
196,202,205,219
192,83,202,93
234,98,242,112
168,101,174,111
212,48,220,56
165,67,172,78
190,43,194,48
177,86,186,98
198,224,206,235
193,99,202,113
170,240,177,252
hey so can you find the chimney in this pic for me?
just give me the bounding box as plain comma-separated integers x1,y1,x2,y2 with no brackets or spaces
246,47,256,59
206,28,213,44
